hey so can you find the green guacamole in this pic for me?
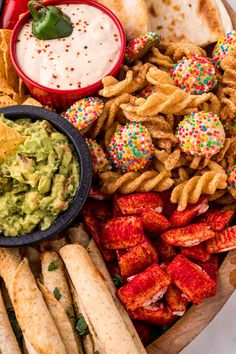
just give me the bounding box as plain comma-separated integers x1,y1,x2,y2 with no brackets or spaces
0,116,79,237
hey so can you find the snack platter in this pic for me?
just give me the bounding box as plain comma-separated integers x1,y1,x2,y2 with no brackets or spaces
0,1,236,354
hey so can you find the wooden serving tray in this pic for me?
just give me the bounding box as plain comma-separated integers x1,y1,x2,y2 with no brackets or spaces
147,2,236,353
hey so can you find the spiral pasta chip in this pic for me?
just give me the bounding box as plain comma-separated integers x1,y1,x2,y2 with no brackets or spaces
171,171,228,211
163,41,207,61
99,170,174,194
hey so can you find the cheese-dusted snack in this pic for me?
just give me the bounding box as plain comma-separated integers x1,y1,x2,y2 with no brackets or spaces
12,258,67,354
60,244,142,354
146,0,233,47
96,0,150,40
0,289,21,354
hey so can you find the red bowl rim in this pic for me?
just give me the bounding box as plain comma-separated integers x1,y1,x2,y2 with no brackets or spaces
10,0,126,95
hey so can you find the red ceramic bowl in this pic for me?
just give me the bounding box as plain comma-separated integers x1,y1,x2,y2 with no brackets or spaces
10,0,126,111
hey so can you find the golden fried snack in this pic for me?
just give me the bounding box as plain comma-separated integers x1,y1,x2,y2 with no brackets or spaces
187,155,210,170
173,167,190,186
154,148,182,171
99,63,151,97
121,67,219,116
217,56,236,121
171,171,228,211
91,94,134,138
149,47,174,70
99,170,174,194
163,40,207,61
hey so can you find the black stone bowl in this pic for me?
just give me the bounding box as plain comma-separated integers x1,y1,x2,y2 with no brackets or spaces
0,105,92,247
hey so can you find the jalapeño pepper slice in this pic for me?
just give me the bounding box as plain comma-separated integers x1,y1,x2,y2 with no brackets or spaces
28,1,73,40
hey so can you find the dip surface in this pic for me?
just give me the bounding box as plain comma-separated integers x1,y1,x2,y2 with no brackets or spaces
15,3,121,90
0,116,79,237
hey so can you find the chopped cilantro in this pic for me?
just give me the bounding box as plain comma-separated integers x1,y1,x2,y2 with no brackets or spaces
53,287,61,300
112,273,123,288
7,307,23,347
75,314,89,336
48,261,58,271
94,351,100,354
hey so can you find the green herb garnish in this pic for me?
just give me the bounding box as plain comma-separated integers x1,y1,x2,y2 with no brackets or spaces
53,287,61,300
94,351,100,354
48,261,58,271
75,314,89,337
7,307,23,347
112,273,123,288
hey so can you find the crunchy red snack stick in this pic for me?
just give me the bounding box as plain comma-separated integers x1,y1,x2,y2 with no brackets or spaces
117,238,158,278
102,216,144,249
140,210,171,234
117,263,171,311
159,191,176,219
89,185,109,200
166,255,217,304
113,193,123,217
161,223,215,247
195,256,219,280
152,238,177,263
165,284,189,316
116,192,163,215
82,199,112,220
206,226,236,253
83,215,115,261
181,243,211,262
199,210,234,231
130,303,176,325
170,197,209,227
133,321,153,347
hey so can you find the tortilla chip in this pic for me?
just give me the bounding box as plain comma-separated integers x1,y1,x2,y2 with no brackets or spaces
0,290,21,354
0,119,25,164
0,30,19,92
12,258,67,354
18,79,26,99
38,282,82,354
0,95,17,108
22,97,43,107
96,0,150,40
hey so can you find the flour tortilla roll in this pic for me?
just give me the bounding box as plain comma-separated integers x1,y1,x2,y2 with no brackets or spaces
0,289,21,354
38,283,82,354
67,224,91,247
87,239,147,354
12,258,66,354
0,248,21,299
96,0,150,40
67,278,96,354
23,247,41,279
146,0,233,47
40,235,68,252
60,244,141,354
41,251,74,317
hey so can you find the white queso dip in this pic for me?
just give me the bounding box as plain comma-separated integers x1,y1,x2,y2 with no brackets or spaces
16,4,121,90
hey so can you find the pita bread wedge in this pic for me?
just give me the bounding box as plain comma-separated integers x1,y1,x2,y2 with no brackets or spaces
38,282,81,354
0,289,21,354
146,0,233,47
12,258,67,354
60,244,143,354
96,0,150,40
